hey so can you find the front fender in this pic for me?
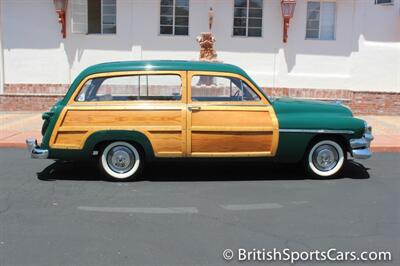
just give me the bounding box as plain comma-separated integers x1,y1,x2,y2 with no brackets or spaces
278,115,366,138
274,114,366,163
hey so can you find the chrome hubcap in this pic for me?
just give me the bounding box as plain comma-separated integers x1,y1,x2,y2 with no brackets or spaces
312,144,339,171
107,146,135,174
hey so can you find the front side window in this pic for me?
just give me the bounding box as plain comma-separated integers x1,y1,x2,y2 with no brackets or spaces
71,0,116,34
233,0,263,37
160,0,189,36
76,74,182,102
306,1,336,40
191,75,260,102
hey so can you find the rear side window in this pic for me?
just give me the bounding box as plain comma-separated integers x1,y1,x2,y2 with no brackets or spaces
76,74,182,102
191,75,260,102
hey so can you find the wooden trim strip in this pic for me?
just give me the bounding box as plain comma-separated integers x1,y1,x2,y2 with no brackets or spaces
57,126,183,132
156,151,183,157
189,151,272,157
188,105,270,111
51,144,82,149
67,105,183,111
191,126,274,132
207,104,270,107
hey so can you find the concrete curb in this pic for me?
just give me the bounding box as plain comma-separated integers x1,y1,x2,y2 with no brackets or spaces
371,147,400,153
0,143,27,149
1,142,399,153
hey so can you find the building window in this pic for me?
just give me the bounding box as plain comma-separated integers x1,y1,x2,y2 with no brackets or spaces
88,0,116,34
71,0,116,35
233,0,263,37
375,0,393,5
306,1,336,40
160,0,189,36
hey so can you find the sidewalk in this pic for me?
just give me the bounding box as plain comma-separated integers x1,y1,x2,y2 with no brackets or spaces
1,111,399,152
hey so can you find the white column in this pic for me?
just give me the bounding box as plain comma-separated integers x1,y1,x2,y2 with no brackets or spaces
0,0,4,94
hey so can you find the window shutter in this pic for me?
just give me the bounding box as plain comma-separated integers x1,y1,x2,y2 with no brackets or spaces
71,0,88,34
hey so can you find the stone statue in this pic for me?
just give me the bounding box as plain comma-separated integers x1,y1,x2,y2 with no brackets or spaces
208,7,214,31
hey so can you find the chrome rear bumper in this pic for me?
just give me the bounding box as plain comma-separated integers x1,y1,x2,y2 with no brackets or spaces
350,125,373,159
26,138,49,159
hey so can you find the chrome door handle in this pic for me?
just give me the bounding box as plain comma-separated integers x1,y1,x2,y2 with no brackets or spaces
188,106,201,111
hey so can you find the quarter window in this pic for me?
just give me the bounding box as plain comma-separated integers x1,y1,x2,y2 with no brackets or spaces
76,74,182,102
191,75,260,102
233,0,263,37
306,1,336,40
160,0,189,36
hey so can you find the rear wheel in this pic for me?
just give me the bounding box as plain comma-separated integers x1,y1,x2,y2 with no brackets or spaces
99,141,143,181
305,139,346,178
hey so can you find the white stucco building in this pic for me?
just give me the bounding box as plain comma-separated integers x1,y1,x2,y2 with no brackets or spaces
0,0,399,114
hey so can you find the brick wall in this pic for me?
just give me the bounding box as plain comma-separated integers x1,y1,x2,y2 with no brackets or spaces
0,94,63,111
1,84,399,115
3,84,69,94
0,84,65,111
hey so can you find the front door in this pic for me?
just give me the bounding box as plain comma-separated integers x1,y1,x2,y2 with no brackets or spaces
186,71,279,157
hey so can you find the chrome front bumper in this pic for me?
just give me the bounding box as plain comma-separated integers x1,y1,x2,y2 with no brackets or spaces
26,138,49,159
349,125,374,159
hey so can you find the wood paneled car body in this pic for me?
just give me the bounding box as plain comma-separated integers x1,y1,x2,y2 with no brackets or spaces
27,61,373,181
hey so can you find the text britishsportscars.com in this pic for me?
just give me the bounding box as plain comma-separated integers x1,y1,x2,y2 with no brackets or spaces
222,248,392,263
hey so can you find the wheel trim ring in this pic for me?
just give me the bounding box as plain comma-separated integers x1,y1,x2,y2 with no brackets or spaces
107,146,135,174
308,140,344,177
312,145,339,172
101,142,140,179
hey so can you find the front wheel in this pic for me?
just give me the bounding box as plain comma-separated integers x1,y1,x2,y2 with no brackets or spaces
99,141,144,181
305,139,346,178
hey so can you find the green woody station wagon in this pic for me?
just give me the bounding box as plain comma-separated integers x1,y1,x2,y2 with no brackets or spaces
26,60,373,181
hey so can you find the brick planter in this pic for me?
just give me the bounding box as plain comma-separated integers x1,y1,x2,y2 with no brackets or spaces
262,87,400,115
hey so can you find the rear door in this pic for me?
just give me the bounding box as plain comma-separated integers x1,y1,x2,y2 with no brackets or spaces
186,71,279,157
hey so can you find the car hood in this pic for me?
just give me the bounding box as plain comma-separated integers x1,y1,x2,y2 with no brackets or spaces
271,97,353,117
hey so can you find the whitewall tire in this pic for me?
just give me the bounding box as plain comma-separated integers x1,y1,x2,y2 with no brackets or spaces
99,141,143,181
305,139,346,178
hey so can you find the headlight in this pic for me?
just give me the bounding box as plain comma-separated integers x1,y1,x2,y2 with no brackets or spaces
364,121,372,135
363,121,373,141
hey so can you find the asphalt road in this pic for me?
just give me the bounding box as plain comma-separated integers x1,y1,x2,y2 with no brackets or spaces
0,148,399,266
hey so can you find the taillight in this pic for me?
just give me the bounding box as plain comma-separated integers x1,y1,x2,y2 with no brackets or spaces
41,111,54,136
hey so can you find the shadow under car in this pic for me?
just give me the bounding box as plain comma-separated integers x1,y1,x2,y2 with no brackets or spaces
37,158,370,182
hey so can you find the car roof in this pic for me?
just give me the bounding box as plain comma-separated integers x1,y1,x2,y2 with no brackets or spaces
81,60,249,77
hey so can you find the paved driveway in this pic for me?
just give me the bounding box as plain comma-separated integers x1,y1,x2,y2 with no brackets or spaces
0,148,399,265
